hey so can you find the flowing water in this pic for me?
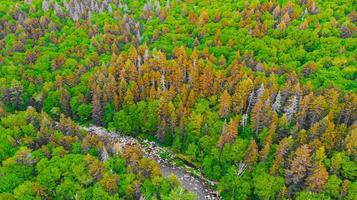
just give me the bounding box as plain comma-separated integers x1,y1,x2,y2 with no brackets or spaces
83,125,220,200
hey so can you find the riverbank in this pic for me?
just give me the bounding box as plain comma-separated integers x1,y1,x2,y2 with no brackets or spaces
83,125,220,200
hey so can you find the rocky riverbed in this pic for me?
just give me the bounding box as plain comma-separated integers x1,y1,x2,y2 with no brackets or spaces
82,125,220,200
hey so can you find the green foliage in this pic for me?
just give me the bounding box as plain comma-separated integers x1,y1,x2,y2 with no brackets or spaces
0,164,33,193
324,175,342,199
252,167,284,200
346,181,357,200
77,104,93,124
77,186,114,200
218,167,251,200
0,0,356,199
162,187,195,200
113,101,158,135
295,191,331,200
13,181,43,200
0,110,191,199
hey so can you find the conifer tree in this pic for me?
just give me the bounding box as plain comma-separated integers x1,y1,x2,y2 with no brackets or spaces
244,139,259,168
219,90,231,118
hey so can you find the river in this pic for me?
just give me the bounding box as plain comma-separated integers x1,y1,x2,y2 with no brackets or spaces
83,125,220,200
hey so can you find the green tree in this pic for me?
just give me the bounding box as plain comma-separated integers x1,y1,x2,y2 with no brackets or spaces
56,178,82,200
13,181,45,200
253,169,284,200
162,187,195,200
324,175,342,199
113,109,132,134
43,91,60,118
346,181,357,200
295,191,331,200
77,104,93,124
218,167,251,200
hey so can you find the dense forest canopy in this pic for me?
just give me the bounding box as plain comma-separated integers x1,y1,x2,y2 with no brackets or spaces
0,109,194,199
0,0,356,199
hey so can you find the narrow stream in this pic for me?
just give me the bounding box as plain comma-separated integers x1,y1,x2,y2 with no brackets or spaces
83,125,220,200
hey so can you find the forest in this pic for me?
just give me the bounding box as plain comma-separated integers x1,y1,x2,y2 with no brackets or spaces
0,0,356,199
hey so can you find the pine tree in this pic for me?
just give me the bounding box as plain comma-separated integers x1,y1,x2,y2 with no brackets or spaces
270,154,284,176
313,146,326,166
244,139,259,168
251,99,264,136
308,95,328,127
256,83,265,99
217,120,227,151
104,74,116,104
259,113,278,161
339,93,357,126
296,93,311,129
226,117,239,143
286,144,312,187
345,127,357,156
124,89,134,105
118,79,127,107
199,10,209,25
259,133,272,162
306,0,319,14
284,94,298,122
218,118,239,154
272,90,282,112
232,78,253,115
219,90,231,118
325,88,340,121
306,164,328,192
322,119,337,151
157,97,176,142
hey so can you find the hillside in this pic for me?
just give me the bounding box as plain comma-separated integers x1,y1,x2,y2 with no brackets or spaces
0,0,356,199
